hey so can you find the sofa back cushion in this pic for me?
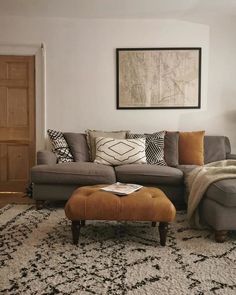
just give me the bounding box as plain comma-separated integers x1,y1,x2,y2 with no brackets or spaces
64,133,90,162
204,136,230,164
164,132,179,167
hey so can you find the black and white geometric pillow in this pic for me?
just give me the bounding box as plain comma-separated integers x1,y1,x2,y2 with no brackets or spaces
47,129,74,163
127,131,166,166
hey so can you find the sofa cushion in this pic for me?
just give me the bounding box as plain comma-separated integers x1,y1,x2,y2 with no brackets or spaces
31,162,116,185
115,164,183,185
164,131,179,167
86,130,128,161
179,131,205,165
64,133,90,162
205,179,236,207
204,136,227,164
94,137,146,165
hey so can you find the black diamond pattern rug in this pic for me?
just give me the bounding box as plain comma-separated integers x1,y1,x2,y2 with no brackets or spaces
0,205,236,295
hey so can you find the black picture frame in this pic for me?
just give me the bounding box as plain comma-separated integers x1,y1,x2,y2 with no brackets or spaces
116,47,201,109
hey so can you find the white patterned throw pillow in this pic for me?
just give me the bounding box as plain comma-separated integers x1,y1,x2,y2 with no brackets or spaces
85,129,128,161
127,131,166,166
94,137,146,166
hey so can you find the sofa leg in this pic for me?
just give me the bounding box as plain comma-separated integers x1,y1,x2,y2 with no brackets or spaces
151,222,156,227
81,220,86,227
72,221,81,245
35,200,44,210
159,222,168,246
215,230,228,243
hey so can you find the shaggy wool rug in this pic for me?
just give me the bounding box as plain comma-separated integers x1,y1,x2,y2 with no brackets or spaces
0,205,236,295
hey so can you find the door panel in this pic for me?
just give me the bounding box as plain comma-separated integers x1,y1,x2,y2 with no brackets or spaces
8,145,29,180
0,62,7,79
0,144,7,182
0,87,7,126
0,128,29,141
0,56,35,192
7,62,28,80
8,88,28,126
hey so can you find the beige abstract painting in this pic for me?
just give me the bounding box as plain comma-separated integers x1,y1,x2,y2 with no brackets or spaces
117,48,201,109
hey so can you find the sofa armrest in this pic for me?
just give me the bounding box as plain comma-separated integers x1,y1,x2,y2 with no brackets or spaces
37,150,57,165
226,153,236,160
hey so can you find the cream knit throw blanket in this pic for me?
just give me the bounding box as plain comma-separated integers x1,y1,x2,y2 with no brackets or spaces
186,159,236,228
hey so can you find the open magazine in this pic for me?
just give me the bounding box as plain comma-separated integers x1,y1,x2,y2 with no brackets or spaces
101,182,143,196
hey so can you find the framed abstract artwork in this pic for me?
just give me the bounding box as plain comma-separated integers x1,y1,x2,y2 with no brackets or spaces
116,47,201,109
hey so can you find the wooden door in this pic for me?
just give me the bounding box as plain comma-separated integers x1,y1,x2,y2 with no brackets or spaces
0,55,35,193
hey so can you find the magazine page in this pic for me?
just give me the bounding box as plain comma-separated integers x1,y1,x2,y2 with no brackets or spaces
101,182,143,195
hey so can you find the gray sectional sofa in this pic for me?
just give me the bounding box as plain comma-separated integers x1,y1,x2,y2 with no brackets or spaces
31,133,236,242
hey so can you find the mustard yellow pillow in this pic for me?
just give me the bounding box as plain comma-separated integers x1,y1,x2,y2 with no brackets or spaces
179,131,205,165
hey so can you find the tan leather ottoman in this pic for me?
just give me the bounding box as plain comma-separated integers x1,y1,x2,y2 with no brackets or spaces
65,185,176,246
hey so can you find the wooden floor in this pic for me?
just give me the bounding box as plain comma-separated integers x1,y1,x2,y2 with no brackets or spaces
0,193,35,209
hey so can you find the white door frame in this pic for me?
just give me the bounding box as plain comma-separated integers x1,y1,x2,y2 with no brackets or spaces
0,43,46,151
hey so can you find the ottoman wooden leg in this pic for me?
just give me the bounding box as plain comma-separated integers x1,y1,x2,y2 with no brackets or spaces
159,222,168,246
71,221,81,245
81,220,86,227
151,222,157,227
215,230,228,243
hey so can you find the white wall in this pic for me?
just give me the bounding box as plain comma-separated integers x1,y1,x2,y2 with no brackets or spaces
0,15,235,152
181,16,236,152
206,17,236,152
